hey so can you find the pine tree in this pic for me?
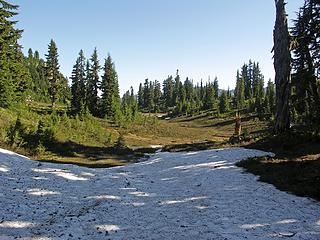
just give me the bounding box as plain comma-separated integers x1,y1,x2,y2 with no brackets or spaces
70,50,86,115
162,76,174,108
138,83,144,109
143,79,150,109
219,90,229,113
100,54,121,120
26,48,53,102
291,0,320,125
45,39,61,109
184,77,194,101
241,63,251,100
203,82,215,110
0,0,30,107
86,48,100,116
266,79,275,114
235,70,245,108
252,62,263,98
173,69,180,105
147,81,155,111
213,77,219,99
154,80,162,112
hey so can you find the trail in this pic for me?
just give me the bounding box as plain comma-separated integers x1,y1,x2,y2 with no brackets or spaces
0,148,319,240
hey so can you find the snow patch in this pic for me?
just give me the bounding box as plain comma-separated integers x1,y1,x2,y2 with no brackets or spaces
0,147,319,239
0,221,35,229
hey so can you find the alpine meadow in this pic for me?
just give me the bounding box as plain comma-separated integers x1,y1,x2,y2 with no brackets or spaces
0,1,319,239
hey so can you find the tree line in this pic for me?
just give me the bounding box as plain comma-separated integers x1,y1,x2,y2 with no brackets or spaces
1,0,319,135
131,62,274,118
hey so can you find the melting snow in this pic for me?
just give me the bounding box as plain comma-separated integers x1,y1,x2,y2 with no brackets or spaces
0,147,319,239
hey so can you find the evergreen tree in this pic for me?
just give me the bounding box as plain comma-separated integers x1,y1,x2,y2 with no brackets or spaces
266,79,275,114
235,70,245,108
70,50,86,115
154,80,162,112
138,83,144,109
100,54,121,120
162,76,174,108
86,48,100,116
0,0,30,107
291,0,320,125
252,62,263,98
147,81,155,111
143,78,150,109
45,39,61,108
173,69,180,105
213,77,219,99
219,90,229,113
241,63,251,100
203,82,215,110
184,77,194,101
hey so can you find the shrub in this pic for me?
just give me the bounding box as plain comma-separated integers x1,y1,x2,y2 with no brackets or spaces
6,117,26,148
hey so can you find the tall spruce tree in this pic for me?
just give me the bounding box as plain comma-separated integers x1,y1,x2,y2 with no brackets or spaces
173,70,180,105
266,79,275,114
138,83,144,109
70,50,86,115
86,48,100,116
45,39,61,109
219,90,229,113
0,0,30,107
162,76,174,108
291,0,320,125
213,77,219,99
154,80,162,112
184,77,194,101
235,70,245,108
100,54,121,120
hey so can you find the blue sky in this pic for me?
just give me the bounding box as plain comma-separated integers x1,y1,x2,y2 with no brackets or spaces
14,0,304,94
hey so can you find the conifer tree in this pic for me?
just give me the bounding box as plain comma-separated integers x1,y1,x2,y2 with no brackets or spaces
100,54,121,120
86,48,100,116
162,76,174,108
148,81,155,111
173,70,180,105
138,83,144,109
70,50,86,115
291,0,320,125
219,90,229,113
154,80,162,112
241,64,251,100
143,79,150,109
234,70,245,108
203,82,215,110
45,39,61,108
0,0,30,107
213,77,219,99
266,79,275,114
184,77,194,101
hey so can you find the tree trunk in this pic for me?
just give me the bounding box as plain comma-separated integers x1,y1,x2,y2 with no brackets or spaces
273,0,291,133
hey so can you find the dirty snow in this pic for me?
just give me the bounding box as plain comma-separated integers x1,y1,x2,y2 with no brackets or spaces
0,147,319,240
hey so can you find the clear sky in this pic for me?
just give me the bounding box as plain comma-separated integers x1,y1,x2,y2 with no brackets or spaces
14,0,304,95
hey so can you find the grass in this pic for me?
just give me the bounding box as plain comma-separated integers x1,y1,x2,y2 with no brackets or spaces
0,102,269,168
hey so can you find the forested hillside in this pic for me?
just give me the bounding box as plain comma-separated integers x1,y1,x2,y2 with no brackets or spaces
0,0,319,168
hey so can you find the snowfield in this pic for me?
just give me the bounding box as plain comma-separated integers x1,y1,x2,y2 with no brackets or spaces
0,147,319,240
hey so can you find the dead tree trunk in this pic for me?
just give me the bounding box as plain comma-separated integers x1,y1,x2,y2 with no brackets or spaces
273,0,291,133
